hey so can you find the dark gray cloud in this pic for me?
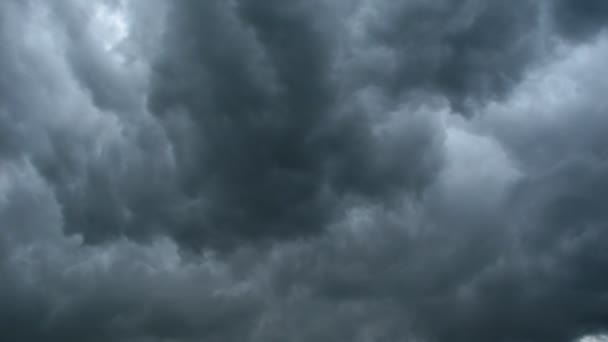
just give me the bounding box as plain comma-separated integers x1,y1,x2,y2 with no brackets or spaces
2,0,608,341
71,0,443,249
552,0,608,40
338,0,545,113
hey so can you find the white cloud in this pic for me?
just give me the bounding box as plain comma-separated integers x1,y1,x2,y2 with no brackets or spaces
579,334,608,342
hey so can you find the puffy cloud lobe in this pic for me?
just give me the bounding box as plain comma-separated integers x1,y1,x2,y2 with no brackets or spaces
2,0,608,342
143,0,443,249
338,0,545,114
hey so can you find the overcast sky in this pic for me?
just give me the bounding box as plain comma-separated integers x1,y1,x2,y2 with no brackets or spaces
1,0,608,341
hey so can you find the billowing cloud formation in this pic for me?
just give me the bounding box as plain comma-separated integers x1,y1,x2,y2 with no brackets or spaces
2,0,608,341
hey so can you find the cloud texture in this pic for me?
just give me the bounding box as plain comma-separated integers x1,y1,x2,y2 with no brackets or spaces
2,0,608,341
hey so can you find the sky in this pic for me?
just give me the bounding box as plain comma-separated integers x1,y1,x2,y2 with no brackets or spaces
1,0,608,341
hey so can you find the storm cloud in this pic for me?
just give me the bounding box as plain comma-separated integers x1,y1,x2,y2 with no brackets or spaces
2,0,608,341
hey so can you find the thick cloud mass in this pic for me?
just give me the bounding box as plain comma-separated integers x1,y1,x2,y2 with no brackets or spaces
145,0,442,248
2,0,608,341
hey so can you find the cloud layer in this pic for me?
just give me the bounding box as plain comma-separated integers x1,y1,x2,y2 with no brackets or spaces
2,0,608,341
